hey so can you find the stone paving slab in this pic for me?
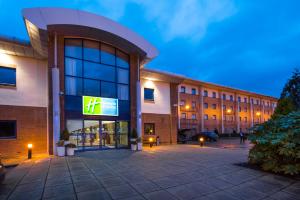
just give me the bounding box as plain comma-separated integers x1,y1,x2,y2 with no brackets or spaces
0,144,299,200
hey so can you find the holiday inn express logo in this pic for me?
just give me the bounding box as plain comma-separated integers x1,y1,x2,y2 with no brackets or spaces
82,96,118,116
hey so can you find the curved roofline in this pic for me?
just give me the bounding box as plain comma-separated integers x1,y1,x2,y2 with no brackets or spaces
22,7,158,60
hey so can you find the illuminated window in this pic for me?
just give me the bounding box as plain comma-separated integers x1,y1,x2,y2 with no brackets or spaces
204,114,208,120
144,123,155,135
212,115,217,120
191,114,196,119
181,113,187,119
192,101,196,109
180,100,185,106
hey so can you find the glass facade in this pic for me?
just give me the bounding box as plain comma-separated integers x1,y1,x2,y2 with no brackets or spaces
64,38,130,150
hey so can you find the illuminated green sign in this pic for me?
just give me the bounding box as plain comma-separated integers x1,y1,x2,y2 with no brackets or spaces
82,96,118,116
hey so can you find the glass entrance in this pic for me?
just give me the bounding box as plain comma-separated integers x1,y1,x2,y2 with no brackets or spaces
66,119,129,150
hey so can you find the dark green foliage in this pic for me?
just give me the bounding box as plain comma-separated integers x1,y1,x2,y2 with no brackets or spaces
249,111,300,175
249,69,300,175
60,129,70,141
272,69,300,118
130,128,138,139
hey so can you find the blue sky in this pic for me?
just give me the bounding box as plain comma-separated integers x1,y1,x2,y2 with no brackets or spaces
0,0,299,97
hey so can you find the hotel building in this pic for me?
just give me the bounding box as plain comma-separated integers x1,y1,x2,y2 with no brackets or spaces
0,8,277,157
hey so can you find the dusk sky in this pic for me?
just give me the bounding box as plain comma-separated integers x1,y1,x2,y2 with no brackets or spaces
0,0,299,97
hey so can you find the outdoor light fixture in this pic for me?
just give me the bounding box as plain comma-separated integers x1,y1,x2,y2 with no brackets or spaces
149,137,154,148
185,105,190,109
199,137,204,147
256,112,261,116
27,143,32,159
226,109,232,114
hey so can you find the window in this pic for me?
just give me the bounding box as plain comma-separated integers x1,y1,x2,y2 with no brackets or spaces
256,100,259,105
251,99,254,104
191,114,196,119
180,100,185,106
83,79,100,96
0,120,16,138
65,39,82,59
212,115,217,120
118,84,129,100
212,92,216,98
223,105,226,110
144,123,155,135
101,43,115,65
180,86,186,93
230,106,234,111
212,104,217,109
84,62,115,82
65,58,82,76
203,90,208,97
101,82,116,98
144,88,154,101
244,117,247,122
223,94,226,100
244,107,248,112
0,66,16,86
239,106,241,112
238,96,241,102
117,68,129,84
65,77,82,96
204,114,208,120
181,113,186,119
191,88,196,95
116,50,129,68
244,98,247,103
83,40,100,62
204,103,208,109
192,101,196,109
230,95,233,101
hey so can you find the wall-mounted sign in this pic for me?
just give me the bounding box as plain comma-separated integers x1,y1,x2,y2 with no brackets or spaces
82,96,118,116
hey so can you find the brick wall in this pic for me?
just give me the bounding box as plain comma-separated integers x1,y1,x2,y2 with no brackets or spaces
0,105,47,157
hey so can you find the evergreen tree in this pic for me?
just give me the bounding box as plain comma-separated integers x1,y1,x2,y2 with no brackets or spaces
272,68,300,118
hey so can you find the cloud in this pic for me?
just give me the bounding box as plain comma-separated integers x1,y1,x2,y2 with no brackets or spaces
80,0,237,41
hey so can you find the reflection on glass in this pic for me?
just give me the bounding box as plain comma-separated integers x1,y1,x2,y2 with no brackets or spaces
116,50,129,68
83,61,115,82
66,119,83,148
65,77,82,96
117,68,129,84
101,44,115,65
117,121,128,147
101,82,116,98
102,121,115,148
83,40,100,62
118,84,129,100
84,120,100,148
65,39,82,59
84,79,100,96
65,58,82,76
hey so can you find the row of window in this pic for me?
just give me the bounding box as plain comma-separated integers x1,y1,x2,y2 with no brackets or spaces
180,86,275,106
180,114,252,122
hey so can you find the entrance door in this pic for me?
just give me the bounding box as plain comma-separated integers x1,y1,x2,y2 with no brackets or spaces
83,120,100,149
101,121,116,148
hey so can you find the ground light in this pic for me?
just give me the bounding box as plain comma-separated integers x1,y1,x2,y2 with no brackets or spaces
149,137,154,148
27,143,32,159
199,137,204,147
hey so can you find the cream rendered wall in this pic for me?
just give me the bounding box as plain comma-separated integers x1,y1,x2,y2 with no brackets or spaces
0,53,48,107
141,79,171,114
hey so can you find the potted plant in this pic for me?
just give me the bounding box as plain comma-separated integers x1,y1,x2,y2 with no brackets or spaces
137,137,143,151
130,129,138,151
65,143,76,156
61,129,70,145
56,140,65,157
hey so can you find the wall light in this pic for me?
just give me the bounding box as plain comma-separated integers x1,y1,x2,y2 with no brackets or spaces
226,109,232,114
185,105,190,109
149,137,154,148
256,112,261,116
27,143,33,159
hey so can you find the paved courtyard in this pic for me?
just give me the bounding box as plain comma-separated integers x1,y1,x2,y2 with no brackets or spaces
0,143,299,200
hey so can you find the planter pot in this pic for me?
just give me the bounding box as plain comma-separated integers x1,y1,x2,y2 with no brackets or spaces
131,144,137,151
64,141,70,145
130,138,137,142
66,148,75,156
57,146,65,157
137,142,143,151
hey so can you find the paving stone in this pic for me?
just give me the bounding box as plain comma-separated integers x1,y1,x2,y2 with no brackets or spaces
74,180,103,193
43,184,75,199
269,191,298,200
45,176,72,187
77,189,111,200
143,190,177,200
106,184,139,199
225,185,267,200
130,180,161,193
8,188,43,200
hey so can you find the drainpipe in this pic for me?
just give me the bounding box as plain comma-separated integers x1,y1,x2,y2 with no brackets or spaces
136,56,142,149
52,33,60,155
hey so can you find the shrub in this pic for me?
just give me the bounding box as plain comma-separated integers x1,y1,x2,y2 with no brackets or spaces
60,129,70,141
65,143,76,148
248,111,300,175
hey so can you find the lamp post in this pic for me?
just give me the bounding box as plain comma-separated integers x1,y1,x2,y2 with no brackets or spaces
27,143,32,159
256,111,261,123
199,137,204,147
149,137,154,148
185,105,190,128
